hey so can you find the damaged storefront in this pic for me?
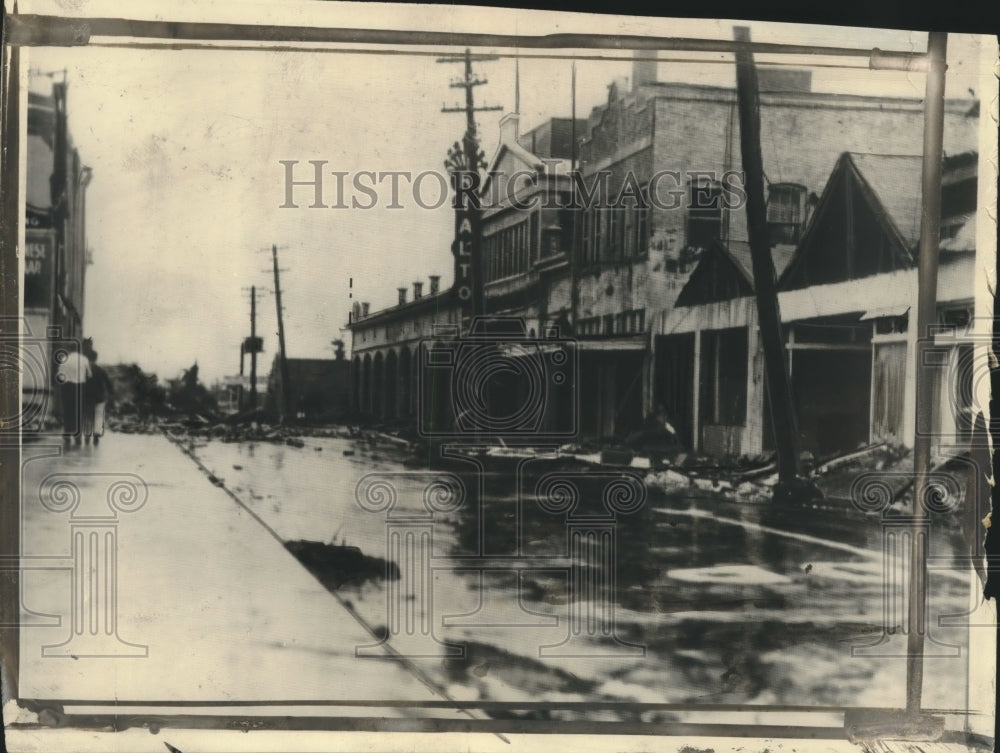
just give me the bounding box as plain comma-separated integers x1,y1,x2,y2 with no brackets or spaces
576,335,648,439
656,150,979,461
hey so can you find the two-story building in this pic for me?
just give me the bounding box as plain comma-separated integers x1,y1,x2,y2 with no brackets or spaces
658,150,979,459
563,58,976,442
347,112,583,430
24,81,93,428
348,55,978,447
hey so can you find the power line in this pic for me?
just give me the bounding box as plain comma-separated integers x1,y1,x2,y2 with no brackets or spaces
83,42,884,70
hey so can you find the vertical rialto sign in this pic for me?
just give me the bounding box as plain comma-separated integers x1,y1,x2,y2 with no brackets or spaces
450,170,482,319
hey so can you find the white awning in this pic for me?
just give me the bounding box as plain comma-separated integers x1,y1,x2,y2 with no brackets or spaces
496,337,646,357
859,305,910,321
495,342,565,358
576,337,647,352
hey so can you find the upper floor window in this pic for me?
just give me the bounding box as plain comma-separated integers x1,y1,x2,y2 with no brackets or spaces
687,178,723,249
576,194,649,269
766,182,807,245
485,218,533,282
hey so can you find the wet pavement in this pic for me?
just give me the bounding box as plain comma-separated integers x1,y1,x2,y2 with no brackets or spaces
17,432,446,711
183,433,981,716
12,429,986,723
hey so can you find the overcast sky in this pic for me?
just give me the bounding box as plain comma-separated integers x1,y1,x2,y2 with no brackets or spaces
16,0,993,385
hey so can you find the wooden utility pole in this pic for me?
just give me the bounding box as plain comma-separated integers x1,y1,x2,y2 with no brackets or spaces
271,244,292,422
0,41,22,704
570,61,580,331
440,48,502,320
249,285,258,409
240,285,263,410
733,26,801,483
907,30,948,716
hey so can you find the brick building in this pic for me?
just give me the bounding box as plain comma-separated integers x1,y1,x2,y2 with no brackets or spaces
266,355,352,423
660,150,978,458
348,56,978,445
24,81,93,428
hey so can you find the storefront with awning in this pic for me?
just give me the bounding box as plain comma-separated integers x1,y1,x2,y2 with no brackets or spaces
490,334,648,440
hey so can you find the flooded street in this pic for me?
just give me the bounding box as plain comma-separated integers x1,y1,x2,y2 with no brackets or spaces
189,434,977,717
9,13,996,750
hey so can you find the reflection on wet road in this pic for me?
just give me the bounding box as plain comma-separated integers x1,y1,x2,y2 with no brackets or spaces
192,435,976,716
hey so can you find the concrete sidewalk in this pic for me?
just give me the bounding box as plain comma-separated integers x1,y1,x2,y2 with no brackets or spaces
16,431,442,708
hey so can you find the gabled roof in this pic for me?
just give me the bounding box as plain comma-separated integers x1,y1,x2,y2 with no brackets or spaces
675,240,752,307
779,150,979,291
482,139,548,195
778,152,919,291
846,152,923,247
675,240,796,307
491,139,547,175
676,149,979,308
728,241,798,285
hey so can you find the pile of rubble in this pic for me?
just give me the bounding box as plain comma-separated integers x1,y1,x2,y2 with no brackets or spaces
646,464,776,504
645,442,913,506
110,411,419,455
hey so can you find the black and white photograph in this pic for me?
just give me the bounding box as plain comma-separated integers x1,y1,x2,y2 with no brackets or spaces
1,2,998,751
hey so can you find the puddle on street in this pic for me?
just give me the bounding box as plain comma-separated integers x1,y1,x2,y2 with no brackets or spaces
192,437,974,715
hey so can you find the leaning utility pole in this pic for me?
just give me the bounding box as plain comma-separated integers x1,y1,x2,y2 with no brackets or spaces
439,48,502,321
733,26,801,484
271,244,292,422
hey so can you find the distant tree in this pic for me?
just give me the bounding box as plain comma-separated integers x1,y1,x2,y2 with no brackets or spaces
106,363,168,417
167,362,218,417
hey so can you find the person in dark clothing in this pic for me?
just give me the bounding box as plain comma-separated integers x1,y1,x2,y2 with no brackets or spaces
83,350,113,445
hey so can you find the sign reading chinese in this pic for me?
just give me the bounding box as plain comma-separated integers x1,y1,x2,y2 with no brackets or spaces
24,230,55,310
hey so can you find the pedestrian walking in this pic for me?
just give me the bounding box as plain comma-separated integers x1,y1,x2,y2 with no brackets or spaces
55,340,91,446
83,350,113,445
